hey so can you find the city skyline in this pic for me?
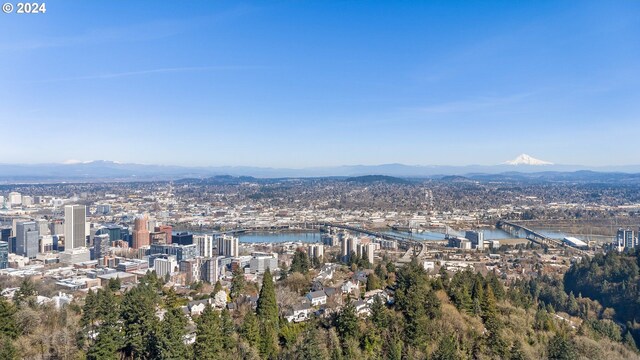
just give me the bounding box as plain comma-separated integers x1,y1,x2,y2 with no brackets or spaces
2,1,640,167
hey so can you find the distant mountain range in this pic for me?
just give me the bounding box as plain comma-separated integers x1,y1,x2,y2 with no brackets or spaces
1,158,640,183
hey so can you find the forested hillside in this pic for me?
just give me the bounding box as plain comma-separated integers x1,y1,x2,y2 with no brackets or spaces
1,258,639,359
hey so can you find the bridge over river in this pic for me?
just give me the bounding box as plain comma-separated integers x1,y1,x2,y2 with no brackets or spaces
496,220,589,256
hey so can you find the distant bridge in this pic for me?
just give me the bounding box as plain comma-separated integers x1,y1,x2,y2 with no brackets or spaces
311,222,427,257
496,220,589,256
218,222,432,257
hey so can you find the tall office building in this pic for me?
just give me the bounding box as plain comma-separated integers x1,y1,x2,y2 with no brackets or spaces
195,234,214,257
217,235,239,257
132,215,150,249
16,221,39,258
64,205,87,249
0,241,8,269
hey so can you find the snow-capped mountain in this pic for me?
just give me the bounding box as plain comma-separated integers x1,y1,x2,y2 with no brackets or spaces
503,154,553,166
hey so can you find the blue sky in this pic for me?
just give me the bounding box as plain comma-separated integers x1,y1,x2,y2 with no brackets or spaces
1,1,639,167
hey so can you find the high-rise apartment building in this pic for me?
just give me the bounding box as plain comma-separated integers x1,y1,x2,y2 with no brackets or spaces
202,257,221,283
217,235,239,257
341,236,359,262
94,233,110,261
617,228,636,250
195,234,214,257
64,205,87,249
307,243,324,260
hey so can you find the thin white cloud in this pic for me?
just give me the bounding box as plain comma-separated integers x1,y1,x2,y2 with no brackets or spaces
412,92,533,114
23,65,266,83
0,5,256,52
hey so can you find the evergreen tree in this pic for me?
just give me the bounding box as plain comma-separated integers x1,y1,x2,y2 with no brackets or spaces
0,296,18,339
298,327,328,360
336,300,359,341
362,327,383,359
193,305,224,359
395,258,440,345
366,273,382,292
481,285,508,357
327,328,343,360
221,308,237,350
241,310,260,348
96,287,118,319
107,277,121,292
369,295,388,329
291,249,310,274
256,268,280,359
231,267,245,301
481,284,498,324
121,284,159,359
432,334,460,360
164,287,181,309
87,307,121,360
547,333,577,360
13,278,36,306
151,306,189,360
256,268,279,328
386,261,396,274
374,263,387,280
259,321,279,360
386,332,403,360
81,289,98,329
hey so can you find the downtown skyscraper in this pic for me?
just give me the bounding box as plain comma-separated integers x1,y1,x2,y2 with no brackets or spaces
64,205,87,249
